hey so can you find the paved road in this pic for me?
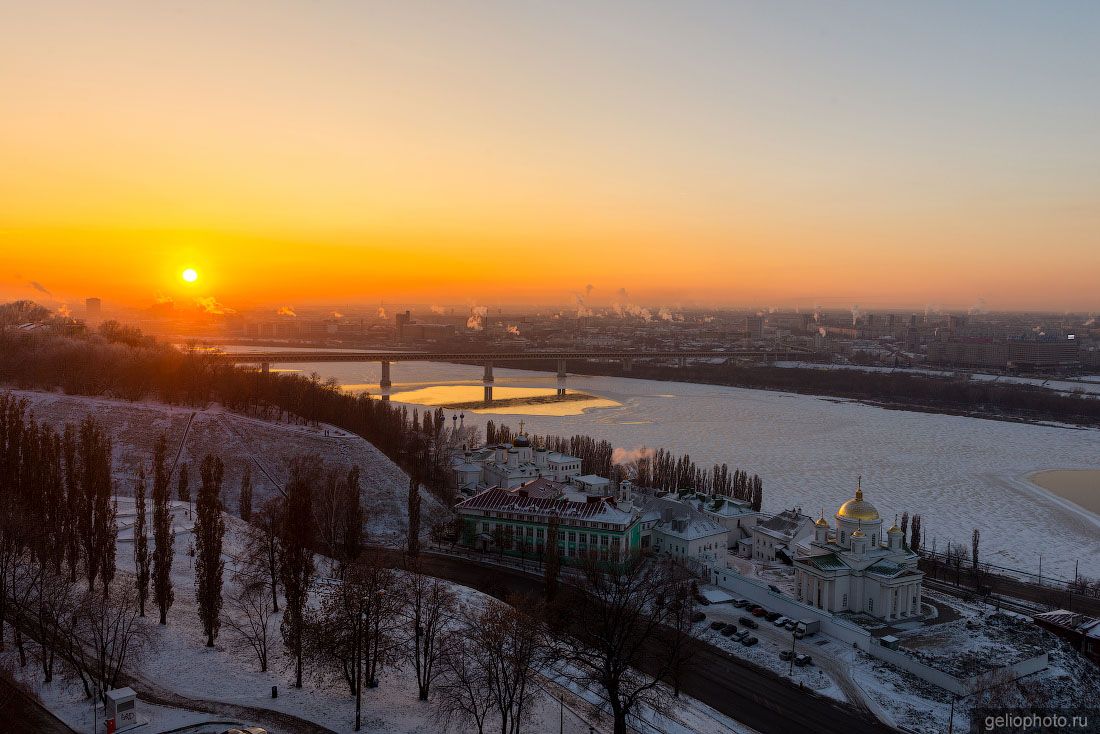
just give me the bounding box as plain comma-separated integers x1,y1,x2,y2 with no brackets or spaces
385,550,897,734
0,675,77,734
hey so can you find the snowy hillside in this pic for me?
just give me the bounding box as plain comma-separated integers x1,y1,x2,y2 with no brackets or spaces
10,389,449,546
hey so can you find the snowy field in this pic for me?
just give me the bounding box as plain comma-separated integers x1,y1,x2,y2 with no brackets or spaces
8,389,449,546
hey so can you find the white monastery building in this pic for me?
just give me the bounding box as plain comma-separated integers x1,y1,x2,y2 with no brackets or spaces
793,481,924,621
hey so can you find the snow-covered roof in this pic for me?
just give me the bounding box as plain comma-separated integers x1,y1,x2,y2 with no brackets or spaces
1034,609,1100,635
456,486,635,526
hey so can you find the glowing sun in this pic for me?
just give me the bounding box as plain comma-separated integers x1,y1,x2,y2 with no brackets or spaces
181,268,198,283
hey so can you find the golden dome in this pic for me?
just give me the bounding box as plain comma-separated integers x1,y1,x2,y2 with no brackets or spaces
836,484,880,522
815,508,829,527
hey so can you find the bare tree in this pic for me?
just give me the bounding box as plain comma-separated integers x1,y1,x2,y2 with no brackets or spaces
177,462,190,503
434,627,494,734
133,469,150,617
238,463,253,522
223,577,276,672
407,474,421,558
242,497,283,613
281,455,319,688
561,553,697,734
152,434,175,625
68,581,152,698
403,558,457,700
544,512,561,601
195,454,226,647
476,597,548,734
434,597,548,734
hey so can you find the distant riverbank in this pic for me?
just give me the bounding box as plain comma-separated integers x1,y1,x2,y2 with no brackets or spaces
1029,469,1100,515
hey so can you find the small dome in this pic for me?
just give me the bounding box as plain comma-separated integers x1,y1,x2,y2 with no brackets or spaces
512,434,530,448
837,485,880,522
851,527,865,538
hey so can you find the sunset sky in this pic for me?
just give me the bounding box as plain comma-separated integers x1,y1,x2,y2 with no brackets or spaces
2,1,1098,312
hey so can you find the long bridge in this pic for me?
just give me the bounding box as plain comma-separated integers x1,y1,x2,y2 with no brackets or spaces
212,348,809,388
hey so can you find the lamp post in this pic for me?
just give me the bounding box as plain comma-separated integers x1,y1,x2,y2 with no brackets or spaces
788,631,797,676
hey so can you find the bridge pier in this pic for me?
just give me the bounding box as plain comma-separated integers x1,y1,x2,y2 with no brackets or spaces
622,357,632,373
483,361,494,383
380,360,392,389
556,359,567,380
261,362,270,375
483,385,493,402
678,356,687,368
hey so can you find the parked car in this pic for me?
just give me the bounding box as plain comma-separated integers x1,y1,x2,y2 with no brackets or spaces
779,649,794,661
751,607,767,617
691,611,706,623
710,621,726,631
741,635,759,647
784,619,799,631
721,625,737,636
772,616,790,626
222,729,267,734
794,654,813,667
739,616,759,629
793,629,805,639
732,599,749,608
732,630,748,641
764,611,782,622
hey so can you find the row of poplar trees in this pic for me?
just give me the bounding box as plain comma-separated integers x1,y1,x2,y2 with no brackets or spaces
484,419,765,510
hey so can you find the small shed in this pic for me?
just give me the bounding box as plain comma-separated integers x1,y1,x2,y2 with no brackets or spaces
105,687,139,730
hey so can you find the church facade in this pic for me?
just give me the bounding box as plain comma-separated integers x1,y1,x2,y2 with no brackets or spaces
793,483,924,621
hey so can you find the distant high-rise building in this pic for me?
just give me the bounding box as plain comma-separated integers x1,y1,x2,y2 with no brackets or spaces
85,297,102,319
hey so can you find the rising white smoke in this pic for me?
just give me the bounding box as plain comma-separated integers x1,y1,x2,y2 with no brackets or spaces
505,324,521,336
466,305,488,331
612,446,656,465
276,305,296,317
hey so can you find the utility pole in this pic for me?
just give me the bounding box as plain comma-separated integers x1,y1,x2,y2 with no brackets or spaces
789,631,797,676
560,694,564,734
947,695,956,734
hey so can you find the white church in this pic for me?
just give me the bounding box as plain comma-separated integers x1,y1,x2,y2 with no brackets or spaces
793,481,924,621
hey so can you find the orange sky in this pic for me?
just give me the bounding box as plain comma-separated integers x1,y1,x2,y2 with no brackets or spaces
2,2,1098,313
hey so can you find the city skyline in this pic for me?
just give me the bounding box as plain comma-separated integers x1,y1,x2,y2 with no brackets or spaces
3,1,1099,311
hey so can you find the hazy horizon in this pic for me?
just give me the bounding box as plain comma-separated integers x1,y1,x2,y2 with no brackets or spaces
3,1,1098,312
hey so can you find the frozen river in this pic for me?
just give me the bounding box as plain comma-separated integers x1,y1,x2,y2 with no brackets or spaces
222,347,1100,580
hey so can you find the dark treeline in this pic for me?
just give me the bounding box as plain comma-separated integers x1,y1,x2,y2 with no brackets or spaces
484,419,763,508
0,318,458,498
499,357,1100,427
0,391,146,695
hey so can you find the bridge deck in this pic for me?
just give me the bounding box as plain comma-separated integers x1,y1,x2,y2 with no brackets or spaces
209,350,808,363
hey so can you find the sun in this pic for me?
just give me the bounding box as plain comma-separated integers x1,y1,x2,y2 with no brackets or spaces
181,268,198,283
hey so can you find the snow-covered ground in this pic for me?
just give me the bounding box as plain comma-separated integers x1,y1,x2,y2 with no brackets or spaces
8,389,449,546
3,495,753,734
842,589,1100,734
